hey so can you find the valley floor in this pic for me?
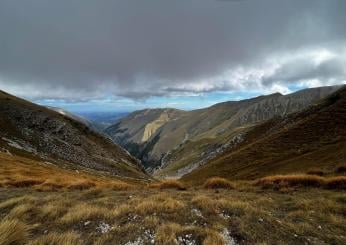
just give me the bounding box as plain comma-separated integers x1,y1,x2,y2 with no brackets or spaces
0,186,345,245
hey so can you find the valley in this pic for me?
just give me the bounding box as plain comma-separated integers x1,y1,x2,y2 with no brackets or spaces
0,86,345,245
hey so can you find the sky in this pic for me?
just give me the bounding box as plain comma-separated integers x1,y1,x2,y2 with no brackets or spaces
0,0,345,112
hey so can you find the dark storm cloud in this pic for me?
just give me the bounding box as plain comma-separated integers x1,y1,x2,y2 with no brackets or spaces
0,0,345,100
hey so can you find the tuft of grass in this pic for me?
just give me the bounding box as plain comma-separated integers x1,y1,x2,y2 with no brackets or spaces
325,176,346,190
256,174,346,190
136,197,186,216
335,165,346,174
155,223,182,244
149,180,186,190
60,203,110,224
5,179,44,188
256,174,325,188
203,230,225,245
28,231,81,245
67,180,96,190
203,177,234,189
191,195,249,216
0,219,30,245
6,203,36,220
306,169,325,176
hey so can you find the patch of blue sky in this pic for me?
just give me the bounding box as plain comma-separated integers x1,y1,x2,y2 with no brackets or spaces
35,90,266,113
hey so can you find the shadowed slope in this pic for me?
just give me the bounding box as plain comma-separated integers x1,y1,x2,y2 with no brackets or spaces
182,86,346,184
0,90,149,180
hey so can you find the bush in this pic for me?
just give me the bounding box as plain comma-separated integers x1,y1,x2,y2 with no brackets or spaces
149,180,186,190
203,177,234,189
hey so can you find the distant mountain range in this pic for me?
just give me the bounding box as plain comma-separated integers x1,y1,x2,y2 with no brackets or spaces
104,85,343,178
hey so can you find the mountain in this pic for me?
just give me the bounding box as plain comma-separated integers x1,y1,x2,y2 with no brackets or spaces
47,106,99,131
0,90,148,180
105,85,341,175
182,85,346,184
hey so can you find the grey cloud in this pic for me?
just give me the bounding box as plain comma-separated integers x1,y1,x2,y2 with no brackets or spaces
263,56,346,85
0,0,345,100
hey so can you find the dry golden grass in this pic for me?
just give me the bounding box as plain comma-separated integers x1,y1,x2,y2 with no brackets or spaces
256,174,346,190
335,165,346,174
256,174,325,188
149,180,186,190
60,203,111,224
136,197,186,215
155,223,182,244
27,231,81,245
203,177,234,189
306,168,325,176
0,219,30,245
0,187,345,244
191,195,249,216
325,176,346,190
0,153,134,191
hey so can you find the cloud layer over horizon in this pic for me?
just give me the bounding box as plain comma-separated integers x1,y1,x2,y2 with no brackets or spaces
0,0,345,104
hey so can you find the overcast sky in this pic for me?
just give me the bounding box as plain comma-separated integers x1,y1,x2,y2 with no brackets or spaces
0,0,345,112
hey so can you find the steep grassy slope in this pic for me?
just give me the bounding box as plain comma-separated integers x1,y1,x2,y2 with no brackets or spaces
182,86,346,184
0,90,148,180
106,85,341,173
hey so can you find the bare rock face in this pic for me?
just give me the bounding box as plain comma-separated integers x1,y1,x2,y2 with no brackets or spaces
0,90,148,180
105,86,341,175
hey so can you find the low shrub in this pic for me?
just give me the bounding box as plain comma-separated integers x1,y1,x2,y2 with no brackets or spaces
203,177,234,189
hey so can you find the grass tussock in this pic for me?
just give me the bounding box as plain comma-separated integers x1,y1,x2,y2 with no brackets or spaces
60,203,111,224
306,169,325,176
256,174,325,188
136,197,186,215
203,177,234,189
256,174,346,190
28,231,81,245
335,165,346,174
149,180,186,190
0,219,30,245
66,180,96,190
325,176,346,190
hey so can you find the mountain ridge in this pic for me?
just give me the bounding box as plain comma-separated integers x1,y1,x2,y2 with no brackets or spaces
105,85,342,175
0,90,149,180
